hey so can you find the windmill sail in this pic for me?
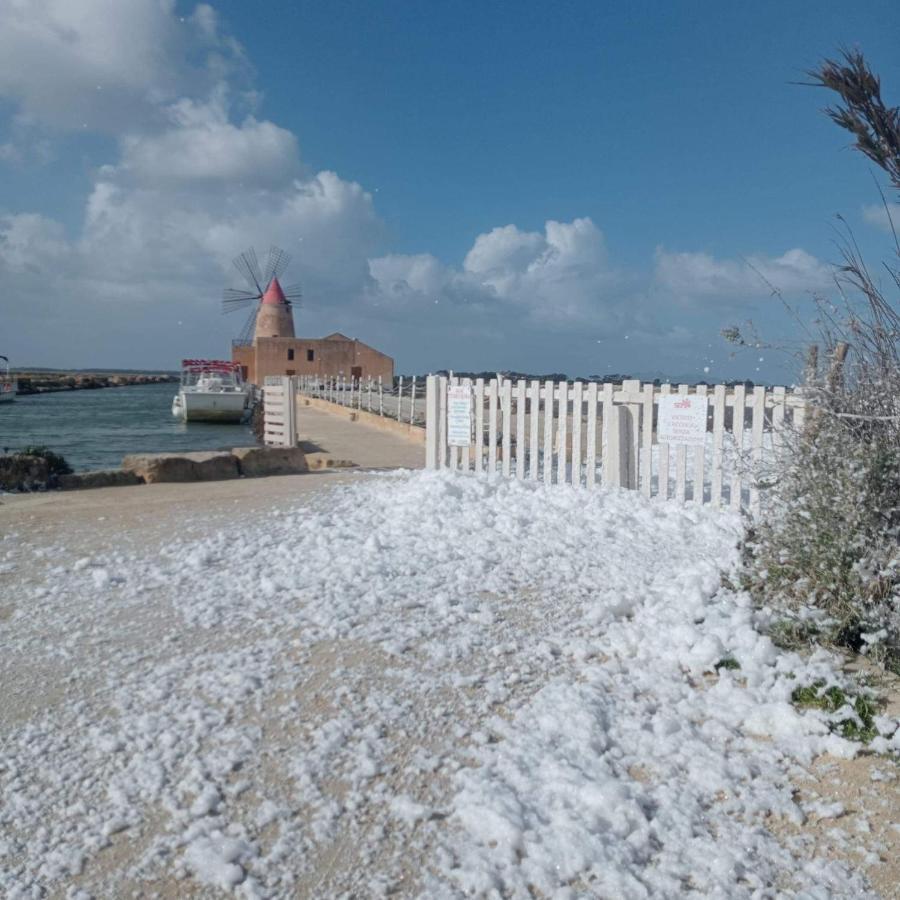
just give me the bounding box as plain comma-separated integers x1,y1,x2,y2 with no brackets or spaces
223,245,301,340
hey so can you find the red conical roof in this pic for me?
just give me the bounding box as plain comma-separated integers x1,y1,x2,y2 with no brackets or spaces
262,276,287,305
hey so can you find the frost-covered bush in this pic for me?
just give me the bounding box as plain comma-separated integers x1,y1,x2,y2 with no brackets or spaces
742,48,900,673
745,366,900,671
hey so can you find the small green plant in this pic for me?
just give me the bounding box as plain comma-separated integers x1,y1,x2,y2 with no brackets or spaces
791,680,880,743
19,445,73,476
715,657,741,671
766,618,822,651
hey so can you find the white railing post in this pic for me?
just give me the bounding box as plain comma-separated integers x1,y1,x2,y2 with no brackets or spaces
605,404,636,489
379,376,384,416
425,374,440,469
286,376,297,447
410,376,417,424
397,376,404,423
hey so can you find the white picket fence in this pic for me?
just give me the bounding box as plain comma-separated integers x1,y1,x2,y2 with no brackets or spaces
296,374,424,425
424,375,806,513
262,376,297,448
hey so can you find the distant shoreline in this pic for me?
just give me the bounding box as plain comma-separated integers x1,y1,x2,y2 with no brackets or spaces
12,373,178,396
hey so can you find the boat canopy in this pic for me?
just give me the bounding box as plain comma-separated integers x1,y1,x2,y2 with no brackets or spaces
181,359,240,373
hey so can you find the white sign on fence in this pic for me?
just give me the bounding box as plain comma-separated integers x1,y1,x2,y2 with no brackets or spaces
657,394,708,447
447,383,472,446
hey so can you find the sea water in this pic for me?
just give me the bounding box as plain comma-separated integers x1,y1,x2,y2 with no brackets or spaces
0,382,257,472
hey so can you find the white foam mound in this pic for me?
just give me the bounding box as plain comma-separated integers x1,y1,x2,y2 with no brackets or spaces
0,471,877,897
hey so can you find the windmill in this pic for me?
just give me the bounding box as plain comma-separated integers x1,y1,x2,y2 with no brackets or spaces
223,246,302,344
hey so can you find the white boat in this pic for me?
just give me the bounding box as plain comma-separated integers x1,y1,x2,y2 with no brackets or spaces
172,359,251,423
0,355,16,403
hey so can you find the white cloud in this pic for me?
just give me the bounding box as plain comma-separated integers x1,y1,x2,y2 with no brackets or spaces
118,95,300,186
0,212,70,272
862,202,900,234
370,217,624,327
653,247,832,300
0,0,245,132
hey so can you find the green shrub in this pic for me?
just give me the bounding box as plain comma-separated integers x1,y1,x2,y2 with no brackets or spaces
20,445,73,476
790,679,880,743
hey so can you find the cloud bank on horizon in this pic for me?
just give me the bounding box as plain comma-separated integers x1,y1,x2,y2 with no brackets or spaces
0,0,837,379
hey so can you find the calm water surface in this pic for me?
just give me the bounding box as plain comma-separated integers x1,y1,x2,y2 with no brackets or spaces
0,382,257,471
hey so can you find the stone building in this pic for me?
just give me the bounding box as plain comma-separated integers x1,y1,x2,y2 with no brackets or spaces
231,277,394,385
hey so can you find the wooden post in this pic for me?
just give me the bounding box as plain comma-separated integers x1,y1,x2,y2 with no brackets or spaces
827,341,849,396
425,375,440,469
606,404,636,489
285,376,297,447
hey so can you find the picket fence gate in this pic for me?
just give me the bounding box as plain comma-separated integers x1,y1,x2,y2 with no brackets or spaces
262,376,297,448
424,374,806,513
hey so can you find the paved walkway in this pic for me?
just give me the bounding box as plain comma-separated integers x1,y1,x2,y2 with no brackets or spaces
297,403,424,470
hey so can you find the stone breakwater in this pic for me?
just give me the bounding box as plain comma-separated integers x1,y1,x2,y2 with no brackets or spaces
14,372,177,395
0,446,355,492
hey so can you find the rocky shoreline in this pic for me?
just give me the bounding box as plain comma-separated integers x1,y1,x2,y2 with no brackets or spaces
0,446,354,492
13,372,177,395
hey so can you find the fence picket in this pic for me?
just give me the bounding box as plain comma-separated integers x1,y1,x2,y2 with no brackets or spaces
640,382,654,498
657,383,671,499
449,374,460,472
771,385,786,455
710,384,725,506
529,380,540,480
515,380,527,480
623,379,641,483
488,378,498,475
501,379,512,477
557,381,569,484
586,382,599,488
749,385,766,515
543,380,554,485
438,375,448,469
474,378,485,474
675,384,689,502
693,384,708,504
601,382,614,486
730,385,746,511
571,381,583,487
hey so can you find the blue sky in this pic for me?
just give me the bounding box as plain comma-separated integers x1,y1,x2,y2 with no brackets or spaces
1,0,898,380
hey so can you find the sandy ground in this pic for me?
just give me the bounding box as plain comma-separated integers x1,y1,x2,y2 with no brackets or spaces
296,403,424,471
1,469,898,897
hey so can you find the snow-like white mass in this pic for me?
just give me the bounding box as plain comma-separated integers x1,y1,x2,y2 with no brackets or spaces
0,471,889,897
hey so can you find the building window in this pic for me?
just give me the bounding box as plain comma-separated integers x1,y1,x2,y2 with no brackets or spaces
307,349,315,362
287,348,294,360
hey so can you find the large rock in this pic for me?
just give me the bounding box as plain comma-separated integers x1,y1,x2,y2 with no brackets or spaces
304,452,356,470
121,451,239,484
58,469,144,490
0,454,50,491
232,446,309,477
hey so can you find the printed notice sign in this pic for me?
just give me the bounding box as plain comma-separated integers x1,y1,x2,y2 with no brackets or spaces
657,394,708,447
447,384,472,446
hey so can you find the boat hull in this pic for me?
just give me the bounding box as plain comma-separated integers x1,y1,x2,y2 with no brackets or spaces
172,390,249,423
0,382,16,403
